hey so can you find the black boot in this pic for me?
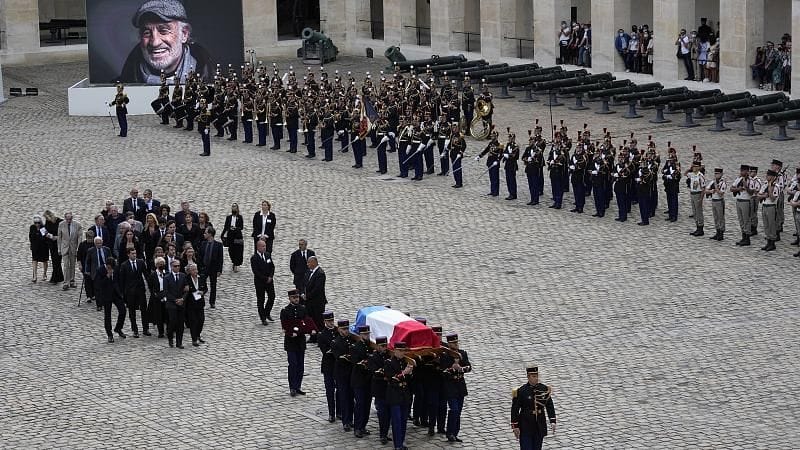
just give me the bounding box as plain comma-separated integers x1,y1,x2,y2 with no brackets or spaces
717,231,724,241
761,239,776,251
709,230,720,240
690,226,704,236
751,226,758,236
737,233,751,246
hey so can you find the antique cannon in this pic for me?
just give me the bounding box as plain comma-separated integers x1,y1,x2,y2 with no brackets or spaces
699,95,763,132
300,28,339,64
467,63,539,80
669,92,751,128
732,98,798,136
426,60,488,74
760,101,800,141
640,89,719,123
556,80,633,110
484,67,554,98
391,54,467,72
447,63,508,78
586,83,663,115
384,46,407,64
530,72,612,107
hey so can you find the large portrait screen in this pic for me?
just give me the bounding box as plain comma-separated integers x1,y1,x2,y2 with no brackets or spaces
87,0,244,85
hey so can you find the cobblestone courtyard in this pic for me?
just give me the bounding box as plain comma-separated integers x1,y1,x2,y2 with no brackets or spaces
1,56,798,449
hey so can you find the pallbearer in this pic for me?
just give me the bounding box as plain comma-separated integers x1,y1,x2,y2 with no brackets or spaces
511,365,557,450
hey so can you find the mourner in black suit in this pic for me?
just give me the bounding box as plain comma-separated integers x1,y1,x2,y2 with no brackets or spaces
220,203,245,270
164,260,187,348
198,226,224,308
85,238,112,281
89,215,113,249
142,189,161,216
289,239,315,290
123,188,147,223
251,200,276,253
303,256,327,334
146,257,169,338
250,239,275,325
118,248,150,337
95,258,127,342
184,263,207,346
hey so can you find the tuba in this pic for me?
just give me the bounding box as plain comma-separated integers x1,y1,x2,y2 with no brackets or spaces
475,99,491,118
469,116,490,140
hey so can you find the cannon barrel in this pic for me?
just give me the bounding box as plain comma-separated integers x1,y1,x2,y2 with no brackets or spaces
557,79,632,95
614,86,687,102
752,92,788,105
484,68,548,83
446,63,508,77
698,97,755,115
510,69,585,87
302,27,331,43
587,82,662,99
531,72,612,91
669,91,750,111
640,88,719,107
731,100,798,119
393,55,466,71
384,46,407,63
466,63,539,79
764,107,800,123
427,60,488,73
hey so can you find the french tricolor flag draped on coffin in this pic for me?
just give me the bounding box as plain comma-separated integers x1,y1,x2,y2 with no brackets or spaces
351,306,440,350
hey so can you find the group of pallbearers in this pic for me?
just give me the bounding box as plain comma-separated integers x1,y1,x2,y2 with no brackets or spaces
148,62,491,186
276,301,475,450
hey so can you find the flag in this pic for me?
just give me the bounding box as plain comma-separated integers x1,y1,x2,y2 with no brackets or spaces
364,97,379,122
351,306,440,349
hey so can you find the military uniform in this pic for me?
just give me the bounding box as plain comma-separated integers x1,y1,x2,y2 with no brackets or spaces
450,128,466,188
732,165,752,246
385,342,413,450
351,326,373,438
687,163,707,235
317,312,338,422
522,135,545,205
511,366,556,450
705,168,728,240
759,169,782,251
749,167,762,236
662,153,681,222
197,105,212,156
332,320,355,431
477,133,502,196
110,86,130,137
503,134,520,200
439,333,472,443
368,336,391,444
279,289,315,396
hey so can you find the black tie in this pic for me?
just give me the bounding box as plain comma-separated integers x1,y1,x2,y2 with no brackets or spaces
302,251,306,260
132,261,137,272
174,273,178,282
97,228,102,239
133,200,137,212
261,253,266,262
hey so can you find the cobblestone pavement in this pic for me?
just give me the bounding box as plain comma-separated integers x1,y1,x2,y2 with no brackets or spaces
1,56,799,449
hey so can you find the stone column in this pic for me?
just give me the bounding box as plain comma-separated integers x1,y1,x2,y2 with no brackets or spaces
533,0,570,65
591,0,632,73
430,0,464,54
793,0,800,98
0,0,40,53
653,0,696,80
384,0,415,46
719,0,763,90
0,59,5,103
480,0,517,58
243,0,277,54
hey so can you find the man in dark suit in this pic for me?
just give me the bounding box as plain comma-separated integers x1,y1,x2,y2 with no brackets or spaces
174,200,199,228
164,258,187,348
85,237,112,282
289,239,315,290
89,214,113,249
199,226,224,308
303,255,327,336
118,247,150,337
123,188,147,223
250,239,276,325
94,257,127,342
142,189,161,216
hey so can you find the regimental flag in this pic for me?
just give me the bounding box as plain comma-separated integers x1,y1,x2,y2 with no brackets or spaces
351,306,440,350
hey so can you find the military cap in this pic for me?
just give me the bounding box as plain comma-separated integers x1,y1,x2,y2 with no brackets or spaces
394,341,408,349
375,336,388,345
415,317,427,324
714,168,723,174
446,333,459,343
322,311,334,320
740,164,750,171
288,289,300,296
526,365,539,374
430,326,443,334
337,319,350,328
357,325,370,334
772,159,783,166
750,166,759,171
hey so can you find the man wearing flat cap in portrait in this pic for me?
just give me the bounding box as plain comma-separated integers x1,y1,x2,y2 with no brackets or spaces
117,0,214,83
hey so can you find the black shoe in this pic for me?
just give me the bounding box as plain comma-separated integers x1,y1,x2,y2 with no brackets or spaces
116,330,127,339
762,240,776,251
413,418,421,426
428,426,435,436
261,320,268,326
447,435,456,442
306,154,316,158
169,339,174,348
176,345,184,349
296,389,306,395
192,341,200,347
227,137,236,141
354,430,364,438
107,336,114,343
270,146,280,150
380,436,388,444
790,239,799,246
352,164,362,168
199,153,210,156
143,331,152,336
362,429,371,435
286,148,293,152
794,251,800,257
209,303,215,309
96,305,102,312
133,332,140,338
637,222,649,226
328,416,336,423
198,339,206,344
256,144,266,147
751,228,758,236
452,184,463,188
343,425,352,432
267,315,274,322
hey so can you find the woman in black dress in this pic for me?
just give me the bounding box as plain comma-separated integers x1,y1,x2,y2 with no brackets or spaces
180,213,202,250
197,212,213,238
221,203,245,272
43,210,64,284
117,229,142,259
29,215,50,282
141,213,161,269
251,200,276,253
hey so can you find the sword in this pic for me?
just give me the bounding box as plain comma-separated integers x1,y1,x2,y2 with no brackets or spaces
478,161,499,179
401,143,425,165
439,139,451,159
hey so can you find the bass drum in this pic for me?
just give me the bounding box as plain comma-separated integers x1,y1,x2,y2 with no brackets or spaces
469,117,490,140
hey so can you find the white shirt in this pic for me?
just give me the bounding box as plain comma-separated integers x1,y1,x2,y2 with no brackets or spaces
687,172,705,193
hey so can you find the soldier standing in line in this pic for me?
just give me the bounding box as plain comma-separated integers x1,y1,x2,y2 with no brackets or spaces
110,84,130,137
503,130,520,200
758,169,782,251
749,166,762,236
385,341,414,450
368,336,391,444
439,333,472,443
731,165,752,246
705,168,728,241
351,325,373,438
687,161,706,236
511,365,557,450
317,311,338,422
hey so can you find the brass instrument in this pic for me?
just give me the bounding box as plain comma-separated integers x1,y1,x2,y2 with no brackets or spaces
469,116,490,140
475,98,492,118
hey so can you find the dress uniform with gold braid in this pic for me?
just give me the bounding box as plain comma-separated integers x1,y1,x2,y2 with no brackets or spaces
110,84,130,137
317,311,338,423
511,365,556,450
